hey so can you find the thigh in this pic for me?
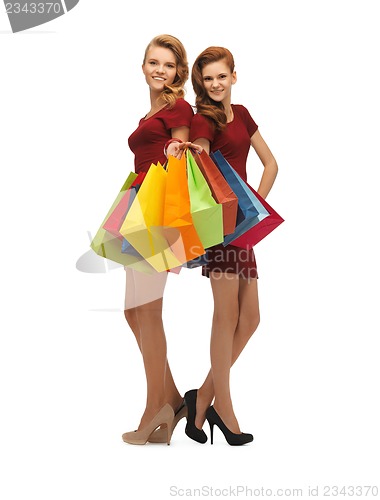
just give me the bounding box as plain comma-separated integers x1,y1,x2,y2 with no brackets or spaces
125,268,168,310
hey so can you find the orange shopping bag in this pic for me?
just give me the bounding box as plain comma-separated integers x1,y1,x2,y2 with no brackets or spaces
163,154,205,264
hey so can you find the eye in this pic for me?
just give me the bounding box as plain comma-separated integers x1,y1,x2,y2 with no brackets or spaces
149,61,157,65
203,77,212,82
219,74,227,79
166,64,176,69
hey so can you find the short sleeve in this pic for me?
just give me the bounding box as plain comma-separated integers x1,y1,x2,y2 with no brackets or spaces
161,98,194,130
240,105,258,137
190,113,215,143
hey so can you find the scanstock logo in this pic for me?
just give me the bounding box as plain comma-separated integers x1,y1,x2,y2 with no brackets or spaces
4,0,79,32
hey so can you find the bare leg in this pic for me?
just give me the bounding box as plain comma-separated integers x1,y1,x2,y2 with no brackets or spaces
195,275,260,429
208,273,240,433
124,269,182,429
134,297,167,429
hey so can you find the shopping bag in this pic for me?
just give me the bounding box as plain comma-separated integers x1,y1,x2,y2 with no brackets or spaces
119,162,184,272
103,172,146,257
90,172,154,273
119,173,147,256
229,185,284,248
162,154,205,264
103,188,133,240
103,170,146,239
194,150,238,235
186,150,224,249
210,150,270,246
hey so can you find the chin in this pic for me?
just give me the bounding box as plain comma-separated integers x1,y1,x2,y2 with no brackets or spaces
209,95,223,103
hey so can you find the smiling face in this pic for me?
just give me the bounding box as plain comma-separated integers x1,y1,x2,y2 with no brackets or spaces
142,46,177,94
201,59,236,106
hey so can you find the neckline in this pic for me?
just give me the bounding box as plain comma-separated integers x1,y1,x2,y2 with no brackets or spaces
142,103,169,121
226,104,235,124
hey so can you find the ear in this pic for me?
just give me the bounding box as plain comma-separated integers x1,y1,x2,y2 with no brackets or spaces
232,71,237,85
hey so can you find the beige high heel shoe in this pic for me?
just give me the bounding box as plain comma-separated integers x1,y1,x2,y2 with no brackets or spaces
122,403,174,445
148,401,187,443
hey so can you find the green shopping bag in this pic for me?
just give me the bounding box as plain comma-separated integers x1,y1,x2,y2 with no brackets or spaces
186,150,224,249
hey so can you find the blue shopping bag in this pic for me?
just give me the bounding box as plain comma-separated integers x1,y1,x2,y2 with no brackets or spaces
210,151,270,246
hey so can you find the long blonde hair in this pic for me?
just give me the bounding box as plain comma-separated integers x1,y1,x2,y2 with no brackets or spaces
143,34,189,108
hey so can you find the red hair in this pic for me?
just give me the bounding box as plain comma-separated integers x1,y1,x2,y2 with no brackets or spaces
191,47,235,131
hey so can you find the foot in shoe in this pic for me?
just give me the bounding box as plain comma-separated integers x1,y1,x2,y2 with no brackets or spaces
122,403,174,445
206,406,253,446
148,399,188,443
213,404,241,434
184,389,207,444
194,389,209,430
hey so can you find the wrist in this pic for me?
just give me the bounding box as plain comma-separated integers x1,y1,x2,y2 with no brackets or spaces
164,138,183,157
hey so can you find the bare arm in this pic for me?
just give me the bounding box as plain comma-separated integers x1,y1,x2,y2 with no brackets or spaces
165,126,190,157
192,138,210,154
250,130,278,199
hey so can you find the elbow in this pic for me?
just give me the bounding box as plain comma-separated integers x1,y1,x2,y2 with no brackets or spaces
267,159,278,179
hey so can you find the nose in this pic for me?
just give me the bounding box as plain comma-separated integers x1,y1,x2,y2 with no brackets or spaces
211,79,219,88
156,65,165,74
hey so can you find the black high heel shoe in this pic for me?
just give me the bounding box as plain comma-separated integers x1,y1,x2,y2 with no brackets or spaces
205,406,253,446
184,390,207,444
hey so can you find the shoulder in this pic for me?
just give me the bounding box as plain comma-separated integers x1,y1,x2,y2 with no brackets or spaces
161,98,194,127
190,113,214,142
191,112,210,126
172,98,194,114
232,104,258,131
232,104,251,117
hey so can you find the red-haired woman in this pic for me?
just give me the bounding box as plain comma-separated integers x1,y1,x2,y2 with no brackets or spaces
185,46,278,445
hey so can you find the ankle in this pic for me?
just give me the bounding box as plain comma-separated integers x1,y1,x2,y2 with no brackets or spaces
196,388,213,412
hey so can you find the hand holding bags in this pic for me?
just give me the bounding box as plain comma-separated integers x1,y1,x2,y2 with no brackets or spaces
119,155,206,272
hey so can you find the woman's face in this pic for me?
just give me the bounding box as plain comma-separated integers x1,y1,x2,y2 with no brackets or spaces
201,59,236,105
142,46,177,93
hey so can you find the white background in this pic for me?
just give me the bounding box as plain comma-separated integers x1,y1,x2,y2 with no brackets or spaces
1,1,379,499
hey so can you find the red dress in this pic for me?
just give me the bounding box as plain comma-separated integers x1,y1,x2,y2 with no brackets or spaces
190,104,259,279
128,98,194,174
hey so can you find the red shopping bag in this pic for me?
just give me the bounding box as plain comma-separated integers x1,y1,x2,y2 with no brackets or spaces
103,172,146,240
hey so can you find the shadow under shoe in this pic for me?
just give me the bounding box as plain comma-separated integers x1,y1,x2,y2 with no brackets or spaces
206,406,253,446
122,403,174,445
148,400,188,443
184,389,208,444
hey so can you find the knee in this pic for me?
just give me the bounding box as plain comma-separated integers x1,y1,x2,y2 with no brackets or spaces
241,309,260,337
251,310,260,333
213,305,240,332
124,308,136,328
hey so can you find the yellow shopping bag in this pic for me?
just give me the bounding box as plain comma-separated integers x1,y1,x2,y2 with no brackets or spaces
119,163,183,272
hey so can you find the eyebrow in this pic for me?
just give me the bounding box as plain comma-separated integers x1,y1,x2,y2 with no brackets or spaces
147,58,176,64
203,72,228,78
